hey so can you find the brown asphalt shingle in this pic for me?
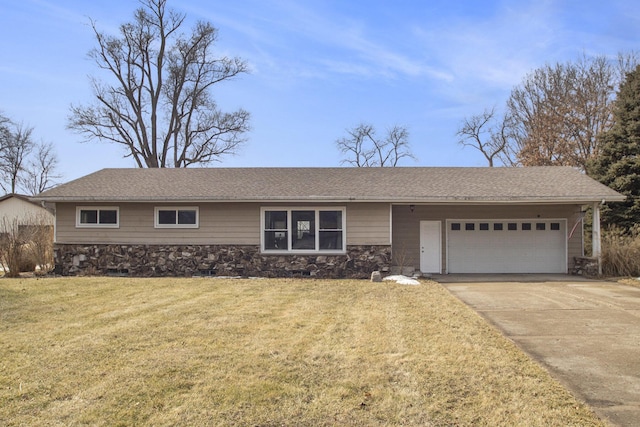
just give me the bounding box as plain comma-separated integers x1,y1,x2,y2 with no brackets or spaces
34,167,624,203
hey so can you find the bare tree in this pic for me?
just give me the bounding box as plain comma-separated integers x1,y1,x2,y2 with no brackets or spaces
0,113,15,187
456,106,512,167
22,142,61,195
68,0,250,168
0,114,10,142
504,53,637,169
0,121,34,194
336,123,415,167
0,112,60,195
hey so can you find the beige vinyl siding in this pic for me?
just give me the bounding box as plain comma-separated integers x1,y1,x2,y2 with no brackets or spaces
54,202,391,246
567,209,585,264
346,203,390,245
55,203,259,245
210,204,260,244
392,204,584,273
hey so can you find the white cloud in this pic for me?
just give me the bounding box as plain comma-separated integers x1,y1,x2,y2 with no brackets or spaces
191,0,452,82
411,8,553,87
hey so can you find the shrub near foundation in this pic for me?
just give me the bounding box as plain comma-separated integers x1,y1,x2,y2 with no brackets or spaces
601,226,640,276
0,214,53,277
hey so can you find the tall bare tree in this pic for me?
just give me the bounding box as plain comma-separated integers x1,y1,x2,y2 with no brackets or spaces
458,53,638,169
504,53,637,169
68,0,250,168
456,106,512,167
336,123,415,167
0,123,34,193
0,112,60,195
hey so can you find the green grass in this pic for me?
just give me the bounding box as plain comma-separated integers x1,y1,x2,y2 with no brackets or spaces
0,277,604,426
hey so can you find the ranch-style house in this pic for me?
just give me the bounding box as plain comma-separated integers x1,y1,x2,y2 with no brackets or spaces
33,167,624,278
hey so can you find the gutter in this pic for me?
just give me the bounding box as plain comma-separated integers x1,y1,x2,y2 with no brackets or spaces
31,195,626,205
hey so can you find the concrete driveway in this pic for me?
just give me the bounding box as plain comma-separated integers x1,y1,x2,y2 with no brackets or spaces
437,274,640,427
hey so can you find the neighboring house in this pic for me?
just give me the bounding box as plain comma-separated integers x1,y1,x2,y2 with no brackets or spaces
33,167,624,278
0,193,54,234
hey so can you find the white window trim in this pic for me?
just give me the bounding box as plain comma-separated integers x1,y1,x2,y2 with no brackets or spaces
76,206,120,228
154,206,199,229
260,207,346,254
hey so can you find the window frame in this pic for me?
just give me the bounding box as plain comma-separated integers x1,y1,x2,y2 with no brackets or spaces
76,206,120,228
154,206,199,229
260,207,346,254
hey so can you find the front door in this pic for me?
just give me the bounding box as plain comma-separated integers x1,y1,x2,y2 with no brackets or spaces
420,221,441,273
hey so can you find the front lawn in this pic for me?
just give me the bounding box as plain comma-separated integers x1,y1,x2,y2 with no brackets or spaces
0,277,603,426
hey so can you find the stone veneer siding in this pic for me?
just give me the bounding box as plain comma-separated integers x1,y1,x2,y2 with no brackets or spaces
54,244,392,279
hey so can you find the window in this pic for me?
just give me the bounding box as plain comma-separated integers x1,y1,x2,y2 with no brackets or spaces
76,207,119,228
319,210,343,250
264,211,288,250
550,222,561,231
292,210,315,249
465,223,475,231
508,223,517,231
155,207,198,228
536,223,546,231
479,223,489,231
522,222,532,231
262,208,345,252
451,223,461,231
493,223,503,231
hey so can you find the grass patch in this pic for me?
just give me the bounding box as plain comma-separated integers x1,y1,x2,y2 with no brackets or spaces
0,277,603,426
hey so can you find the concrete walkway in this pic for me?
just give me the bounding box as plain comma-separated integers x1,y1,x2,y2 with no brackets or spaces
437,275,640,427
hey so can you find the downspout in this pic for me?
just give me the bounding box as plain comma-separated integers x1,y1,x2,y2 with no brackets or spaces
592,201,602,275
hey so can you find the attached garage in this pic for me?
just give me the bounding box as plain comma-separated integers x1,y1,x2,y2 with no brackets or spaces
446,219,567,273
387,167,625,275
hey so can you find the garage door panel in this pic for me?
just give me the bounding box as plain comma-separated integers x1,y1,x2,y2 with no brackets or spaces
447,220,566,274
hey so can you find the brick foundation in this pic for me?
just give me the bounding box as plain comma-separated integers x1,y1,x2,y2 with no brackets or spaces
54,244,392,279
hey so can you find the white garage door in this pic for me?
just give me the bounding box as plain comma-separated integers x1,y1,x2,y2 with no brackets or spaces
447,219,567,274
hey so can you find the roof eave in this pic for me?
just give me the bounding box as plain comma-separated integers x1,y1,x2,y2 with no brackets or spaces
32,195,627,204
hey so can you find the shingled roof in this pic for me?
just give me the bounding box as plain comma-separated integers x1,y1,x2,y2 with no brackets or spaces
34,167,624,204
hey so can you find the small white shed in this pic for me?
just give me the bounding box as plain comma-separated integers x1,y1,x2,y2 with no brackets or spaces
0,193,54,232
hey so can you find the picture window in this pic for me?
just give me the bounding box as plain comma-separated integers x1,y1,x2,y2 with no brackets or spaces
262,208,345,253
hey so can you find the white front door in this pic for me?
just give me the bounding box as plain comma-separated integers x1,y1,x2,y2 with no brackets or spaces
420,221,441,273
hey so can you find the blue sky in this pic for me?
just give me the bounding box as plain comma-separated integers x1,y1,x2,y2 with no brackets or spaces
1,0,639,182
